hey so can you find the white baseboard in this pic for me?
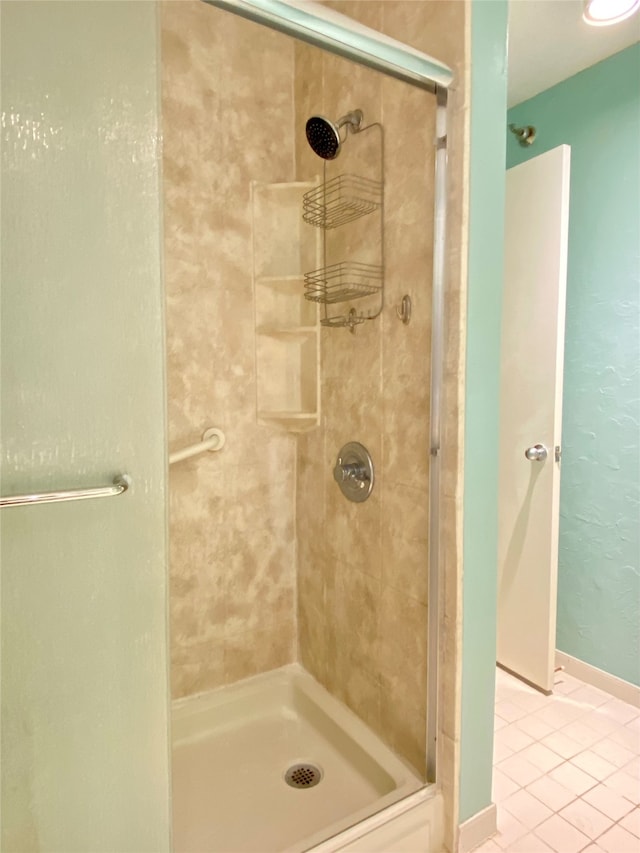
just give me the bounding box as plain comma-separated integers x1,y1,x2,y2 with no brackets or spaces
457,803,497,853
556,650,640,708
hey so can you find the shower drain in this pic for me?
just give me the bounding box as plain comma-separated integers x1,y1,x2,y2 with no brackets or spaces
284,763,323,789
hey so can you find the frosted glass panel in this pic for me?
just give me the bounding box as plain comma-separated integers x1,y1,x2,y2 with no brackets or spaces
0,2,170,850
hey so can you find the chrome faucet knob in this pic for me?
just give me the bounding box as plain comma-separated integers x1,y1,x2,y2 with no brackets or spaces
333,459,366,483
332,442,375,503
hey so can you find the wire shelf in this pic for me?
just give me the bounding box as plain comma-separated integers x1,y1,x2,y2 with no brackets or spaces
302,174,382,230
304,261,383,305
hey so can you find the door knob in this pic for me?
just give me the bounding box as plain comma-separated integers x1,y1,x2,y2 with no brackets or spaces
525,444,548,462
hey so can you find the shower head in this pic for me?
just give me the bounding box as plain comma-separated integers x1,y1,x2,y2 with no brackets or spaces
305,110,363,160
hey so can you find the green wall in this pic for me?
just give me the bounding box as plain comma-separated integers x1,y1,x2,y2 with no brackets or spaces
459,0,508,824
507,45,640,687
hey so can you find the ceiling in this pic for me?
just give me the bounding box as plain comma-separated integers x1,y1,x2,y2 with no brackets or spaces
508,0,640,107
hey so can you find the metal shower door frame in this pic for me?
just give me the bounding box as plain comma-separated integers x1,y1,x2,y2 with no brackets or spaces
427,83,448,783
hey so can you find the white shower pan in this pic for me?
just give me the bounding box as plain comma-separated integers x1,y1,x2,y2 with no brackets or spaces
172,664,422,852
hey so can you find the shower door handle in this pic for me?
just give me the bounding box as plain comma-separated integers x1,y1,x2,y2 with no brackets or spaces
524,444,547,462
0,475,131,508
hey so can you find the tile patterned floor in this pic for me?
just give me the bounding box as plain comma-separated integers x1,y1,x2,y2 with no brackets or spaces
476,667,640,853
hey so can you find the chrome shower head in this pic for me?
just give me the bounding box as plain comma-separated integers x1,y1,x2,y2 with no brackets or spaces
305,110,363,160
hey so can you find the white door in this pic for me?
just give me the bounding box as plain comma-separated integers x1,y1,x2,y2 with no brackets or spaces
497,145,571,693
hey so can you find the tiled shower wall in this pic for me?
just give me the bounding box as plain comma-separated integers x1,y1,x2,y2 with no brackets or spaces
162,1,298,698
295,1,466,777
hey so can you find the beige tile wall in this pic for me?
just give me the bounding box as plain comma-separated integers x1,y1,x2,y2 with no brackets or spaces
161,1,298,698
295,1,466,781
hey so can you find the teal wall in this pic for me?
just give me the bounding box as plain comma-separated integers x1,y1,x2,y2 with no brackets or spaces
459,0,508,823
507,45,640,687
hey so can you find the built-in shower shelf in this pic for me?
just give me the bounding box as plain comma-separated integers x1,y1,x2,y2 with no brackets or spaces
304,261,383,305
252,180,321,433
257,412,320,433
302,174,382,229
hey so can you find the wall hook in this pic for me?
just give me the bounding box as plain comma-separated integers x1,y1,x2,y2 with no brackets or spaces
396,294,412,325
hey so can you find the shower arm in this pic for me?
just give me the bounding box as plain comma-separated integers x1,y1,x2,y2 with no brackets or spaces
336,110,364,136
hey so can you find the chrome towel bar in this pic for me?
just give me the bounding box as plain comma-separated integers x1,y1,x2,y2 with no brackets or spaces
0,475,131,508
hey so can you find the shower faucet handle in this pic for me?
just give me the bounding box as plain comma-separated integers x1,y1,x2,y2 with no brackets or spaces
333,458,368,487
332,442,375,503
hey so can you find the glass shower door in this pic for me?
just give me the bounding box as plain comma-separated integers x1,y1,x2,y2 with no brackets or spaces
1,3,170,850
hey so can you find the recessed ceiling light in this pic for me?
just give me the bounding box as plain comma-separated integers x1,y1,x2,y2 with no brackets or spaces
583,0,640,26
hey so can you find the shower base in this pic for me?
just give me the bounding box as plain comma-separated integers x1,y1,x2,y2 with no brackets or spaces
171,664,422,853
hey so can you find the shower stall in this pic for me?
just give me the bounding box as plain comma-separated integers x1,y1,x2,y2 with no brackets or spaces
164,1,461,849
1,1,468,851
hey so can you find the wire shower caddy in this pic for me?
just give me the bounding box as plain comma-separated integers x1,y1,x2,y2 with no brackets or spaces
301,122,384,330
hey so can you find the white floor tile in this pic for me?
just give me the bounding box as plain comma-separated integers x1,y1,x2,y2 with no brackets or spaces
512,691,552,714
499,683,534,704
501,789,553,830
624,755,640,777
492,668,640,853
508,832,555,852
597,824,639,852
569,749,617,782
582,783,635,821
496,700,530,724
497,724,536,754
603,768,640,804
558,798,613,839
534,814,590,853
499,754,546,787
580,711,620,739
520,743,564,774
494,808,529,849
548,761,599,797
540,730,583,760
471,838,502,853
610,725,640,753
535,703,584,730
493,767,521,802
517,714,555,742
561,721,603,749
553,673,582,695
497,667,514,685
526,777,576,812
598,699,639,727
569,685,611,709
496,715,510,732
495,740,516,764
591,736,636,769
625,716,640,734
619,807,640,839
